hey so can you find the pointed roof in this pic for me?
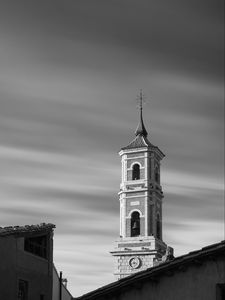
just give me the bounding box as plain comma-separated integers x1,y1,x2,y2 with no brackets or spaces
121,92,164,157
135,90,148,137
121,134,165,158
121,134,154,150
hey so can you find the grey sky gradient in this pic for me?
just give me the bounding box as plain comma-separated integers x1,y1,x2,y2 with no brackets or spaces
0,0,224,296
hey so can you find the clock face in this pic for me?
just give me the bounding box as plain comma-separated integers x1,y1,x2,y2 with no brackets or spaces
129,256,141,269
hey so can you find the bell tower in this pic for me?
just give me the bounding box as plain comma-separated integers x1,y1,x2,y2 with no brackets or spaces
111,92,169,279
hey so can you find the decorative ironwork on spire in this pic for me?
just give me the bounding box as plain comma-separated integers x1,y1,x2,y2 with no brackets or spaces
135,90,148,137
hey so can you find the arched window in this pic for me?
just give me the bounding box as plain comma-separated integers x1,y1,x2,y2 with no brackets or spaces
155,167,159,183
156,214,161,239
131,211,140,237
132,164,140,180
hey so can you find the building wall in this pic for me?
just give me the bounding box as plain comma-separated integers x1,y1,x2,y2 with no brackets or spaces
113,144,167,280
83,256,225,300
52,265,73,300
0,236,17,300
115,254,155,277
0,233,53,300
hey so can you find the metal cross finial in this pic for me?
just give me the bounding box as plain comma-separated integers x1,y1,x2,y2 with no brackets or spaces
139,89,143,110
136,89,145,111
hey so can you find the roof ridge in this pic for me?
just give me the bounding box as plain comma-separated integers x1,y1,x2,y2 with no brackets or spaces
75,240,225,299
0,223,55,237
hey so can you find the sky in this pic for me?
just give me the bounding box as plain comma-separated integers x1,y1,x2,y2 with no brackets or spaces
0,0,224,297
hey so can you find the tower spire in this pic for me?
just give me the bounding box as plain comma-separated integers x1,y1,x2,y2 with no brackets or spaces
135,90,148,137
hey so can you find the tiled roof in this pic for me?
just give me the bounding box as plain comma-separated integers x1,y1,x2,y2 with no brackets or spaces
74,240,225,300
121,135,154,150
121,135,165,158
0,223,55,237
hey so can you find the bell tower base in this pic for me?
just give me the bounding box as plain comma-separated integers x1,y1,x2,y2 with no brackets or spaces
111,236,167,279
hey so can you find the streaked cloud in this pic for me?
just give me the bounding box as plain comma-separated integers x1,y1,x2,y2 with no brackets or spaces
0,0,223,296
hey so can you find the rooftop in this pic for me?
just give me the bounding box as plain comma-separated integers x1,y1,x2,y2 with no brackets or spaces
121,134,155,149
75,240,225,300
0,223,55,237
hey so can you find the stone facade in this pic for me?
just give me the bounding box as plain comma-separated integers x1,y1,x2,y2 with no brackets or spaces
112,235,167,279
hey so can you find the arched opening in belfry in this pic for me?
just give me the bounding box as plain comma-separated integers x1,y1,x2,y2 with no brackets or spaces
156,214,161,239
132,164,140,180
131,211,140,237
155,166,159,183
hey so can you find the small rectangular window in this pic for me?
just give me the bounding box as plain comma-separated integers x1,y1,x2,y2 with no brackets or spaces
18,280,28,300
40,295,44,300
24,234,48,259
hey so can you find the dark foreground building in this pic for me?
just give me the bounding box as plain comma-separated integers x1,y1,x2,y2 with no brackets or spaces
53,265,73,300
75,240,225,300
0,223,55,300
0,223,73,300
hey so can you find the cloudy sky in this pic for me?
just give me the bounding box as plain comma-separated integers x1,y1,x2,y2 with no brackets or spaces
0,0,224,296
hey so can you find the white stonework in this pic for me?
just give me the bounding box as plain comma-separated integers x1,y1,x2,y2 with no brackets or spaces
130,201,140,206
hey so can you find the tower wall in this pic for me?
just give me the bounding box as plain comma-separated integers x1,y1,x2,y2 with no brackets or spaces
111,144,168,279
